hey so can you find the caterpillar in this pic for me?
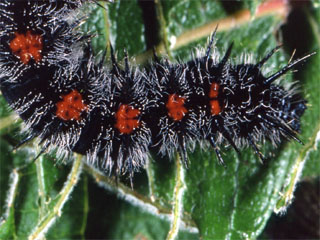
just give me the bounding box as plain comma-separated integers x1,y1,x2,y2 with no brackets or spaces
0,0,314,181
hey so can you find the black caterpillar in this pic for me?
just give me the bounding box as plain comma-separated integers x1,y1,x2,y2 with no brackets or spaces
0,0,314,179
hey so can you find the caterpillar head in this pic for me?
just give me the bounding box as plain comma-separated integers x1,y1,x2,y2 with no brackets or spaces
218,46,314,159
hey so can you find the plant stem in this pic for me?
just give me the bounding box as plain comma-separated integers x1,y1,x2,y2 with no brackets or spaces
166,152,186,240
28,155,83,240
0,169,20,239
135,0,288,65
35,154,47,219
146,156,156,202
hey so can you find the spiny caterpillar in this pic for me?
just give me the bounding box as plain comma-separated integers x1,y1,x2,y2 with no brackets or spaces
0,0,314,180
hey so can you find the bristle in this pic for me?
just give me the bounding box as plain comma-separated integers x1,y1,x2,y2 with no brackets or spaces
219,42,234,69
247,134,265,163
265,52,316,84
209,136,225,166
255,45,282,69
205,25,218,60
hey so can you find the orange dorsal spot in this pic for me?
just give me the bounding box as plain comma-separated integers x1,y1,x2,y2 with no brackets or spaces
209,82,222,115
209,82,220,98
115,104,141,134
166,94,188,121
210,100,221,115
9,31,43,64
56,90,88,121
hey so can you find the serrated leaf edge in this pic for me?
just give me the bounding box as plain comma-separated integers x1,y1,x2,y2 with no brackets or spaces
275,123,320,213
166,152,187,240
0,169,19,238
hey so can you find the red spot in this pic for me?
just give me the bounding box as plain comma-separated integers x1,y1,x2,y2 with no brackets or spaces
115,104,141,134
209,82,222,115
56,90,88,121
9,31,43,64
166,94,188,121
209,82,219,98
210,100,221,115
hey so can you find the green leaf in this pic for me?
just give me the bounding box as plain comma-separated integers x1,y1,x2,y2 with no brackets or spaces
108,0,146,58
300,5,320,179
46,174,89,239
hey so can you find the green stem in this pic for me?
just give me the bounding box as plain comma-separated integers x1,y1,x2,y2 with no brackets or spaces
166,152,186,240
79,175,89,238
154,0,172,59
135,0,288,65
28,155,83,240
101,0,110,50
35,154,47,219
146,156,156,202
0,169,20,239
